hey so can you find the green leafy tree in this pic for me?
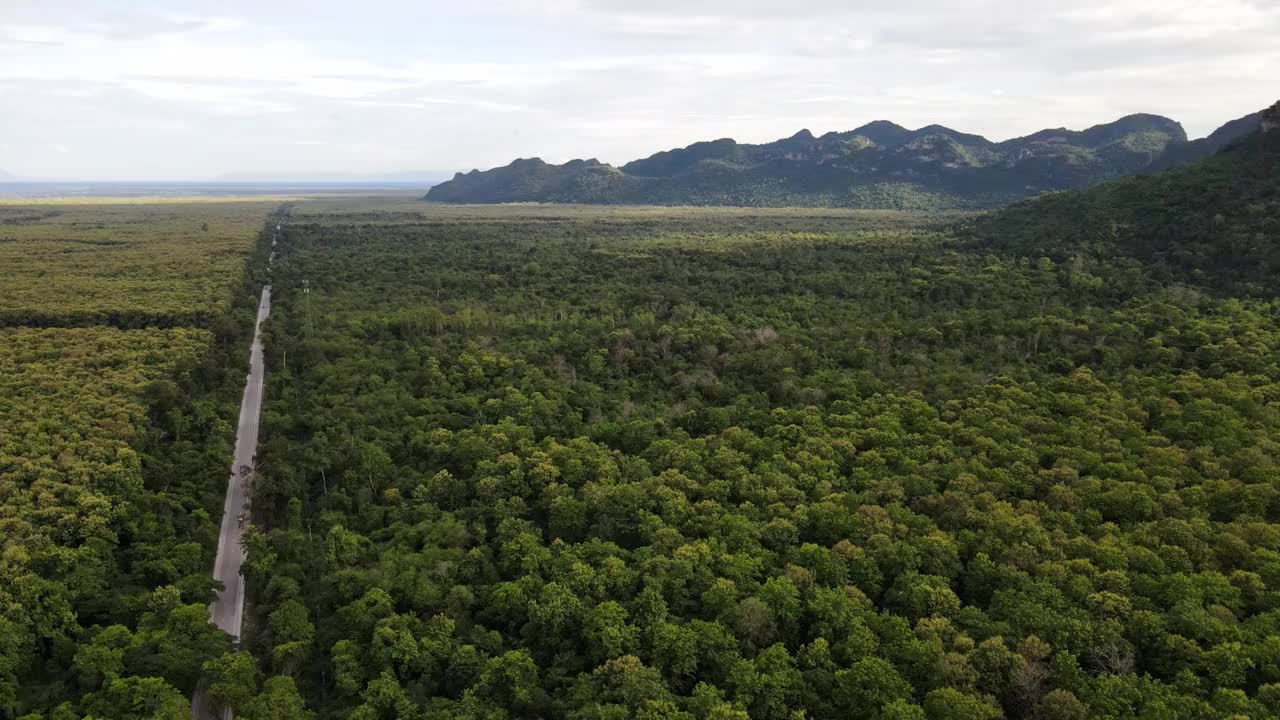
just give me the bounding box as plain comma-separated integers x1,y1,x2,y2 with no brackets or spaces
834,657,912,716
80,676,189,720
922,688,1001,720
586,601,638,663
203,651,260,715
242,676,314,720
72,625,133,689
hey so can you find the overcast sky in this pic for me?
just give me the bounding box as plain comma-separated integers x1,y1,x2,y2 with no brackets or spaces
1,0,1276,180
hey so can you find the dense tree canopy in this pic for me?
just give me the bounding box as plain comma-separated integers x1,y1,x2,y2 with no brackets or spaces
967,127,1280,296
0,201,274,718
239,130,1280,720
4,122,1277,719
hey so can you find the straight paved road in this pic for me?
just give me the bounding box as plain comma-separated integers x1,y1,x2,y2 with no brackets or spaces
193,222,279,720
210,283,270,638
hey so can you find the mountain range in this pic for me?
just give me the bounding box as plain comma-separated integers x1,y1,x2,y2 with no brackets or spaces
968,100,1280,293
426,108,1267,209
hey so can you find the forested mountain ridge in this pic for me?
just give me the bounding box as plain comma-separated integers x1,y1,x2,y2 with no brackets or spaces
967,99,1280,295
425,108,1265,209
1147,108,1269,172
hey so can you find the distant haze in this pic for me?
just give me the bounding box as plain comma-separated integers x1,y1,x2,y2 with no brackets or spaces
1,0,1276,181
214,171,447,183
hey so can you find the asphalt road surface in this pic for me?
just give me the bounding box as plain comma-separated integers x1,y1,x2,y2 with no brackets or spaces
192,223,278,720
210,283,269,639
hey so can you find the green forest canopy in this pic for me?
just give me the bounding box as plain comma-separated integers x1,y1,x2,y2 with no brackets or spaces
231,122,1279,720
0,200,274,719
4,115,1280,719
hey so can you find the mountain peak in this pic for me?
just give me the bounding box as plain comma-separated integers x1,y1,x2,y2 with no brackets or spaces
1083,114,1187,145
509,157,549,167
789,129,815,142
563,158,608,169
915,124,957,135
1263,100,1280,133
856,120,908,132
849,120,913,146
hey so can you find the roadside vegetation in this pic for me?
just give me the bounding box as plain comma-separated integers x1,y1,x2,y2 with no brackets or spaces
0,200,277,719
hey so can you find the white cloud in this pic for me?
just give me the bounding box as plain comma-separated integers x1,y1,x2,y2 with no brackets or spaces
0,0,1274,179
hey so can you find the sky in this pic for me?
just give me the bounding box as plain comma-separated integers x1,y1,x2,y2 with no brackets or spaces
0,0,1276,180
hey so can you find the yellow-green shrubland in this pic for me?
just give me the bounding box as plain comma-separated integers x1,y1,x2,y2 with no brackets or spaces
0,200,279,716
0,201,274,327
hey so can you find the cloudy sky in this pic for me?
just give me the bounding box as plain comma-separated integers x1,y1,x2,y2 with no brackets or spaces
1,0,1276,180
